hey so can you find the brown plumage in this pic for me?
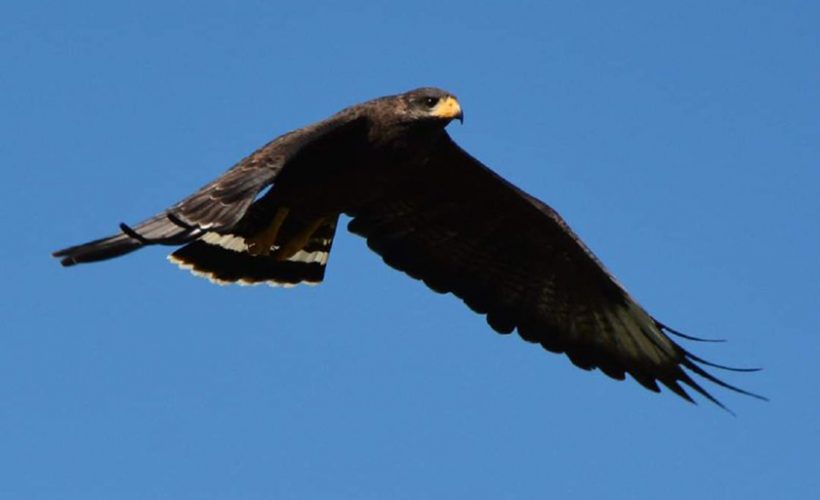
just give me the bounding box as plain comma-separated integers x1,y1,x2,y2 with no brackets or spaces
53,87,763,410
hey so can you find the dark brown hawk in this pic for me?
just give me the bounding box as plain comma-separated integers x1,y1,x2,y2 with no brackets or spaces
54,87,763,410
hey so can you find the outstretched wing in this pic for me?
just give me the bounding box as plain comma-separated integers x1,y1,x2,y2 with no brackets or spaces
348,134,762,409
54,110,368,266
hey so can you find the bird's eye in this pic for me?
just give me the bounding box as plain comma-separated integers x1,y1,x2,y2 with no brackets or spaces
424,97,439,108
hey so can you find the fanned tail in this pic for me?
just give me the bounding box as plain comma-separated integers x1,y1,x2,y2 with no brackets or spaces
168,215,339,287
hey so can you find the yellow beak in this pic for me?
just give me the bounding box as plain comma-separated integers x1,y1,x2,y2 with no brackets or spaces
432,96,464,123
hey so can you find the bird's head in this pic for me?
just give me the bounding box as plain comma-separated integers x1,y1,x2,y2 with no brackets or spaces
397,87,464,125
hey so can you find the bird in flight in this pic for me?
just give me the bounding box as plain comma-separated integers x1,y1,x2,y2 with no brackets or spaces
54,87,763,410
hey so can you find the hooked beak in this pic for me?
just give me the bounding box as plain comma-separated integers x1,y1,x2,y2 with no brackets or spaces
432,96,464,124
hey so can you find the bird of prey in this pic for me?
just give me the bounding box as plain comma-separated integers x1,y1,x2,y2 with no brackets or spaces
54,87,762,410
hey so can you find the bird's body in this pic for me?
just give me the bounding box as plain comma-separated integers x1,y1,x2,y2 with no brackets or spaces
54,87,762,409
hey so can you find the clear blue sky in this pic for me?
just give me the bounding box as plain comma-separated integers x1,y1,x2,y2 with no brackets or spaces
2,1,818,499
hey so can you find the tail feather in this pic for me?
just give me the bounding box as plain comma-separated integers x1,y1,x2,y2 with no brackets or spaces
168,244,328,286
168,216,338,286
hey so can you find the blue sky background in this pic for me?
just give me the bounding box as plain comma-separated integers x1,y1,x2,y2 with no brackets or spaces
2,1,819,498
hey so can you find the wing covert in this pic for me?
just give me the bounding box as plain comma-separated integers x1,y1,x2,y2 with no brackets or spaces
348,134,762,408
54,110,368,266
